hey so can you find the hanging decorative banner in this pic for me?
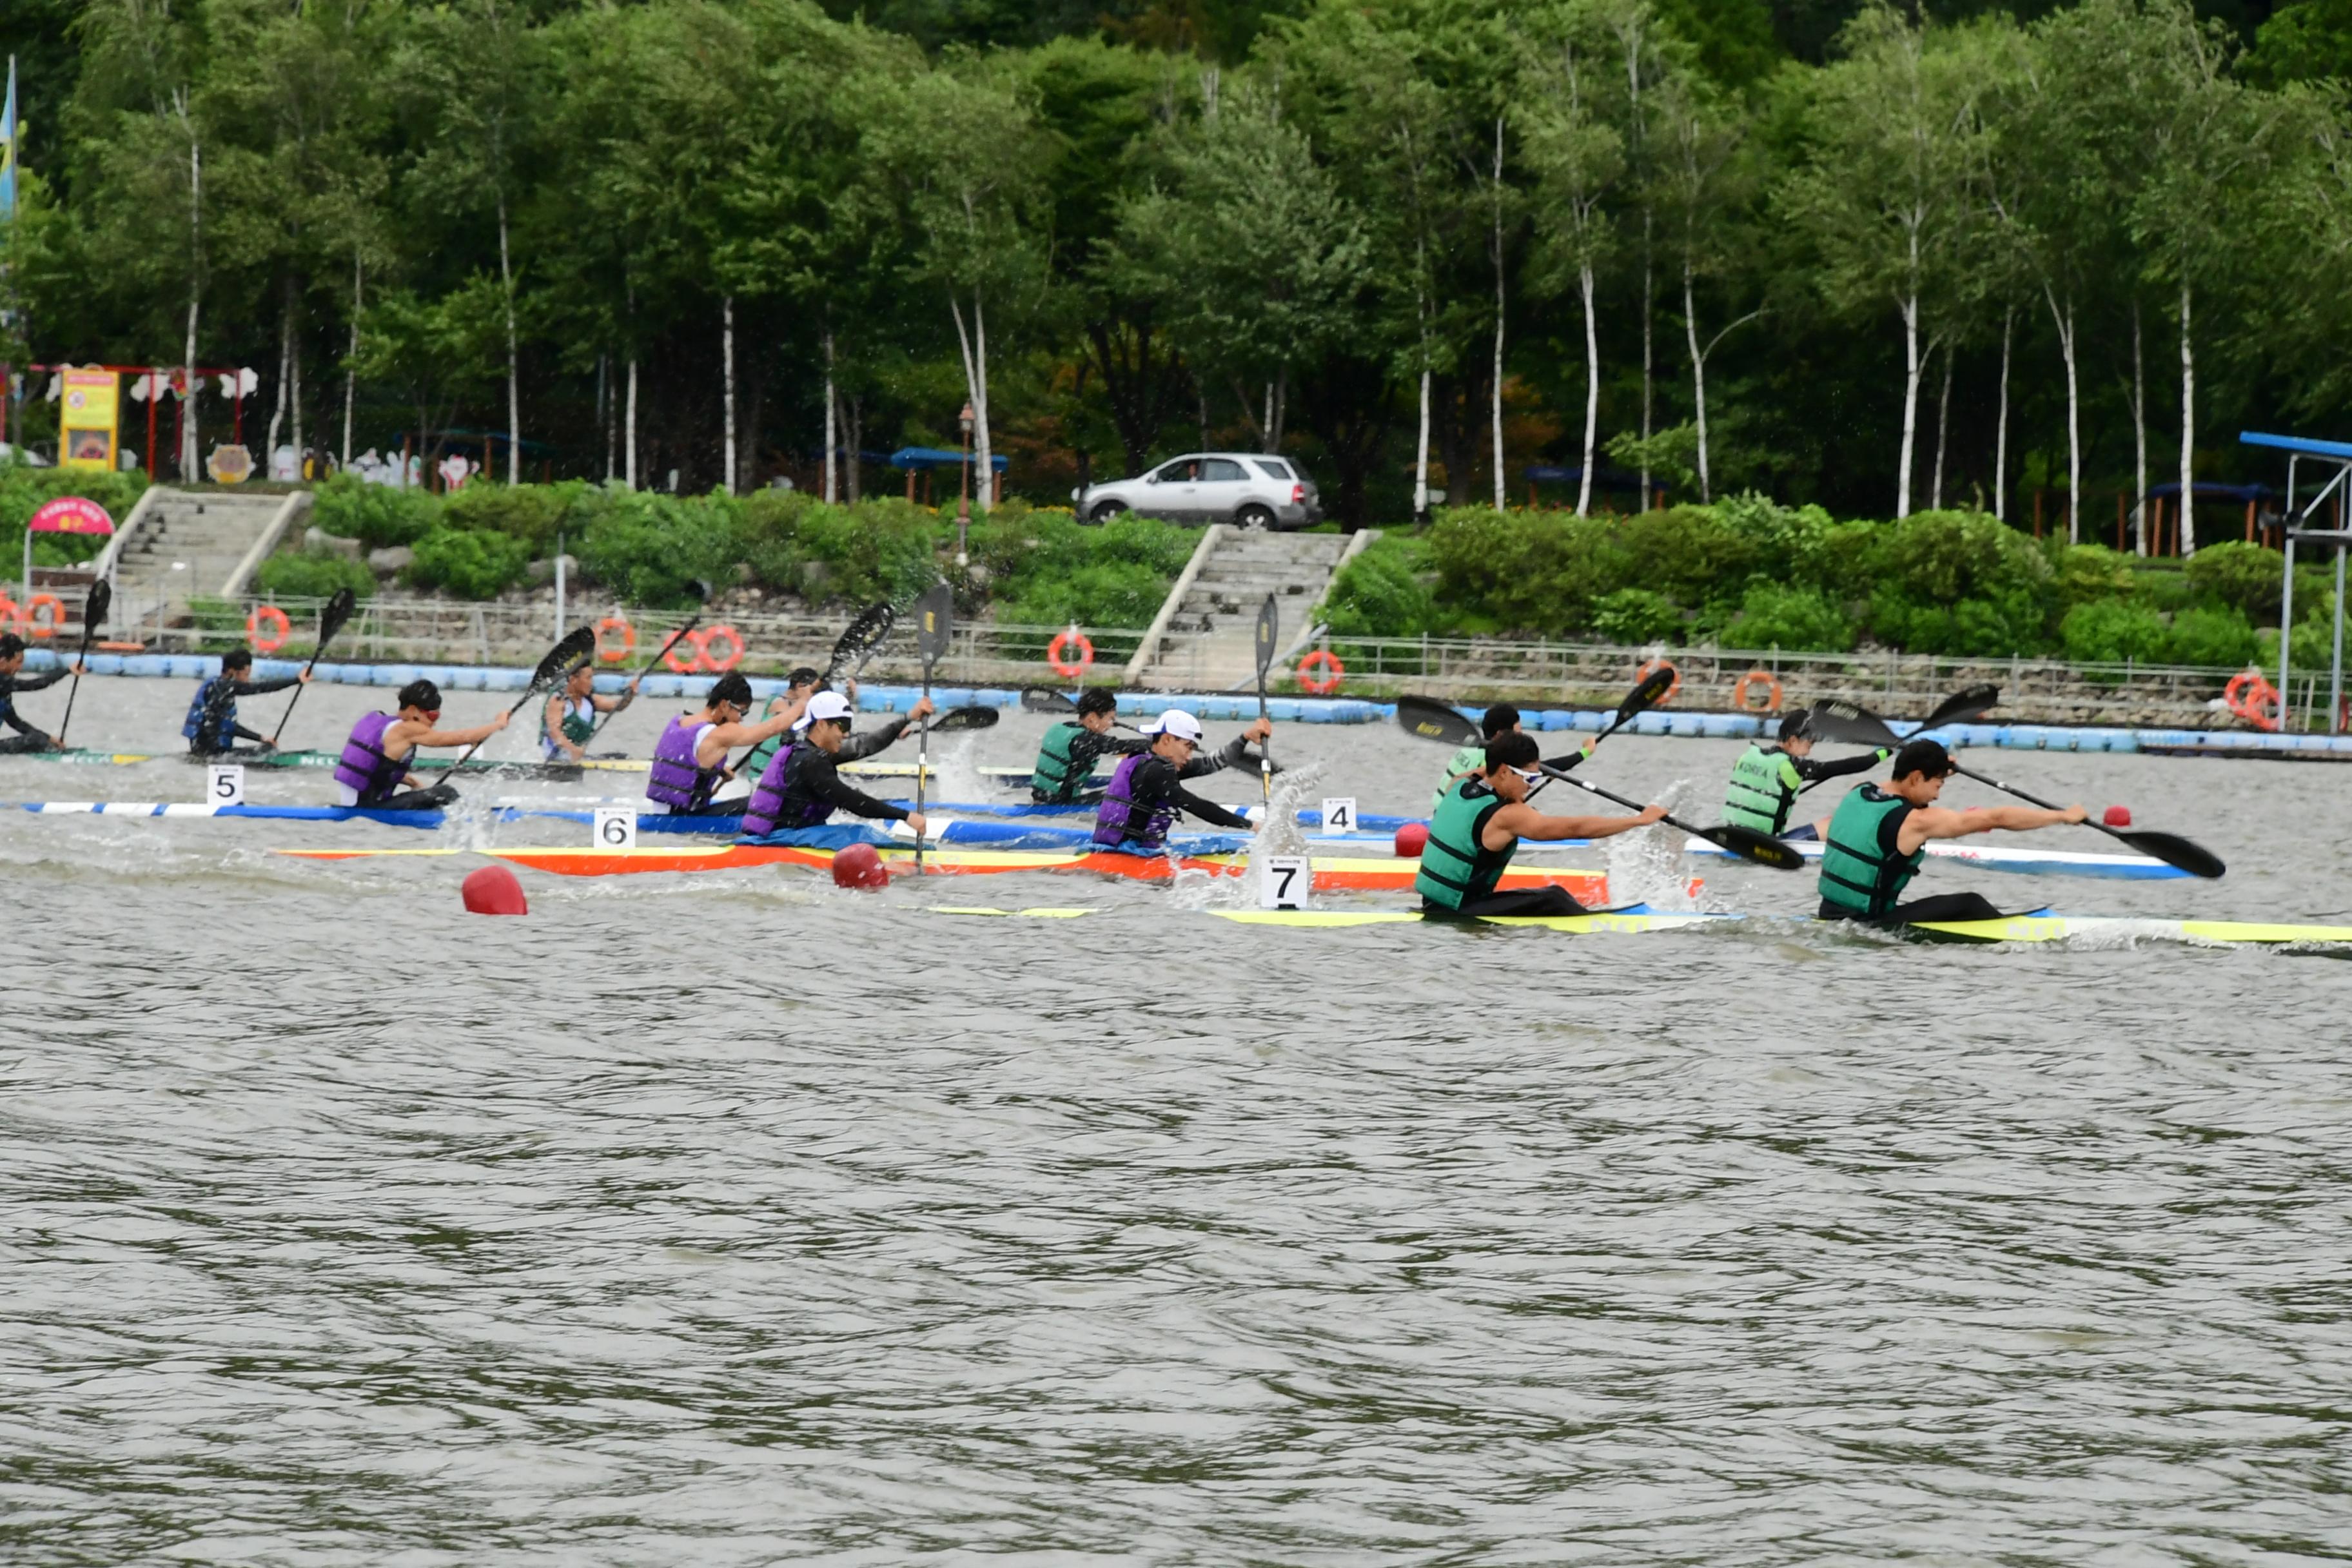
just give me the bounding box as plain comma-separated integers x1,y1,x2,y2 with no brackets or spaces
58,368,120,471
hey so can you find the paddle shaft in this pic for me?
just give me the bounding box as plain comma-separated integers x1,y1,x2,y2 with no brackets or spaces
52,625,99,749
267,594,357,747
916,660,933,870
51,582,110,750
447,667,579,772
1536,762,1696,838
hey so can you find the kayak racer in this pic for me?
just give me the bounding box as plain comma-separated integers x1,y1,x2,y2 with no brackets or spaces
1818,738,2087,925
1416,730,1665,917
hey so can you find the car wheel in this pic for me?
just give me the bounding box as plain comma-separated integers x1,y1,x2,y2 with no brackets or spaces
1088,500,1128,524
1235,504,1276,531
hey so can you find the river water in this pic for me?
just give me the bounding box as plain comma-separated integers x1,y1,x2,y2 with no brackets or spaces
5,675,2349,1564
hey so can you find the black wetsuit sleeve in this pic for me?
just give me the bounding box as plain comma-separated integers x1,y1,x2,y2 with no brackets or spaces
1793,750,1883,784
1173,783,1254,831
231,722,271,744
836,717,912,761
807,752,910,821
1071,731,1145,770
9,669,68,695
1538,748,1585,772
237,676,300,698
1179,736,1254,779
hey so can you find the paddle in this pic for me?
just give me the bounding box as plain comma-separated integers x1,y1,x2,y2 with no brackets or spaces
265,586,358,748
445,627,598,774
1808,689,2226,879
1397,663,1678,773
1253,593,1277,807
51,578,110,750
584,579,709,745
1020,686,1141,732
827,601,895,686
913,582,953,871
928,703,997,732
1393,692,1804,870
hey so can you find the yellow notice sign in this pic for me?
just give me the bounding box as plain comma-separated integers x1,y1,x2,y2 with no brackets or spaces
60,368,121,471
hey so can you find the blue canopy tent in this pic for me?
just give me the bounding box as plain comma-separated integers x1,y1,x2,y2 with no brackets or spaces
891,445,1007,506
2240,430,2352,734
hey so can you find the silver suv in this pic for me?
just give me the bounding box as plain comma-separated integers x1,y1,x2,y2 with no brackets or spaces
1075,452,1322,529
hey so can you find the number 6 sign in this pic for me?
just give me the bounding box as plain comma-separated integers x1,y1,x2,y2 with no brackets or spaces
593,807,638,849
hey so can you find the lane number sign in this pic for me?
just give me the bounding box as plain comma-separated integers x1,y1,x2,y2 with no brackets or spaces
206,763,246,808
593,807,638,849
1320,796,1357,833
1260,854,1309,910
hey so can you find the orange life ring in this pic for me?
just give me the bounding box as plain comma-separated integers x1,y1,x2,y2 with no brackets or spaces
698,624,745,672
1048,629,1095,679
1731,669,1781,713
0,596,17,629
663,627,709,675
1638,658,1681,707
2225,668,2280,732
246,603,292,653
1296,649,1344,694
24,594,66,640
596,615,636,663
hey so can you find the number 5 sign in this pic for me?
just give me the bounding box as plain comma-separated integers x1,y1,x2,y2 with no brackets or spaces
1259,854,1309,910
205,763,246,808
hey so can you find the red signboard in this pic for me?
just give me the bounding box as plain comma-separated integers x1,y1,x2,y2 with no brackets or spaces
27,497,115,535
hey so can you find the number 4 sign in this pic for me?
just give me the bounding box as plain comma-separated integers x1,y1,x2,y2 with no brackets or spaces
593,807,638,849
1320,796,1357,832
1259,854,1309,910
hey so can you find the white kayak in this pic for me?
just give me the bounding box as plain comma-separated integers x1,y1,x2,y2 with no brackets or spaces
1684,836,2184,879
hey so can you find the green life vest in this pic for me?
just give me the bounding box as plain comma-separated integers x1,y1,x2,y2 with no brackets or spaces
1415,776,1514,910
1724,743,1803,834
1819,783,1925,917
1432,743,1486,813
558,696,596,746
1032,721,1089,801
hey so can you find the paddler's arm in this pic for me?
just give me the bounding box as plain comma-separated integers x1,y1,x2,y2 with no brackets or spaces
1794,748,1887,784
1182,718,1275,778
1484,800,1666,849
806,756,914,821
834,703,930,761
698,709,796,767
1170,783,1253,831
1538,736,1599,772
237,674,306,697
11,667,72,694
1896,800,2084,853
403,711,511,750
594,674,643,714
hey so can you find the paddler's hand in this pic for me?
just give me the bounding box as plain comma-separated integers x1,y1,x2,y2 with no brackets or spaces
908,696,936,723
844,677,859,705
489,710,511,732
1634,803,1669,826
1580,734,1598,757
905,811,929,837
2061,803,2088,824
296,669,313,684
1242,716,1272,743
69,660,86,675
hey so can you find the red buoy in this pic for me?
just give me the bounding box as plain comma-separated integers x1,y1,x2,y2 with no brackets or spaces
461,863,528,916
2103,805,2133,827
832,841,888,890
1395,821,1430,859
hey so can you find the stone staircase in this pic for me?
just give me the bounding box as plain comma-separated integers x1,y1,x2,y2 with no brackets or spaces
104,488,309,629
1128,527,1358,691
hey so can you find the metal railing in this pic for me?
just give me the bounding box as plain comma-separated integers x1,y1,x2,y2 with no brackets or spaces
81,592,2320,730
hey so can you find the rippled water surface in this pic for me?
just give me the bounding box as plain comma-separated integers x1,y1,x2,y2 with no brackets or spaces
5,676,2351,1564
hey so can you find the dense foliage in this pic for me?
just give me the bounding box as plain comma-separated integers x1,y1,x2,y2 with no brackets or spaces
6,0,2352,536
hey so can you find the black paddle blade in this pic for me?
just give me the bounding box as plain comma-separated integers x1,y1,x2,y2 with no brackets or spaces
318,585,357,645
929,704,1000,733
1808,698,1901,750
82,578,112,634
2117,828,2227,880
1021,687,1079,714
915,582,954,667
532,627,598,688
1396,694,1480,747
1701,823,1807,871
1920,683,1998,732
1254,594,1279,681
1618,663,1677,723
827,602,894,681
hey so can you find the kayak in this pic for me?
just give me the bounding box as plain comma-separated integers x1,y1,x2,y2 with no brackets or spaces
1684,836,2185,880
269,841,1618,898
928,904,2352,946
11,747,1041,783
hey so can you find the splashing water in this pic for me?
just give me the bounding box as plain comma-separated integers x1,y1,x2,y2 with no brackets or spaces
1605,774,1700,910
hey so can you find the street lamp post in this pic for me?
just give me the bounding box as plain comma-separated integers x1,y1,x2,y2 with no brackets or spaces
956,402,974,567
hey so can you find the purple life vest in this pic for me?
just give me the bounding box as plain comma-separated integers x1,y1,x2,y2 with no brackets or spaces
740,741,830,837
1092,752,1173,848
334,712,407,803
646,714,723,812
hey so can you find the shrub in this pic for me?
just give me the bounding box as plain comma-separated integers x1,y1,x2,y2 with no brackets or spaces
741,495,940,606
2162,606,2259,668
1320,538,1436,639
256,549,376,602
2055,544,2137,609
0,462,152,564
1712,493,1838,583
1591,587,1681,645
1722,583,1854,652
1000,560,1172,627
406,525,533,599
2186,540,2284,622
1427,507,1632,634
442,480,578,549
2060,599,2168,664
574,488,741,607
313,475,439,550
1869,589,2049,658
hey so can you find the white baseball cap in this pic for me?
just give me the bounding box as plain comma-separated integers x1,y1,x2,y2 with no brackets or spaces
1140,709,1204,743
795,689,856,729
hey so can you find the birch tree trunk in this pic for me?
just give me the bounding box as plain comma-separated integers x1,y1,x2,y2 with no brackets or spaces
1931,344,1952,511
1638,228,1652,500
601,353,614,482
847,395,863,502
1578,262,1599,517
182,137,202,481
1994,310,2011,522
1415,368,1433,520
1491,116,1507,514
721,293,736,495
2179,280,2196,559
1896,289,1920,518
342,254,362,467
949,293,994,513
623,355,638,491
498,191,519,484
1683,266,1710,503
266,290,289,466
290,314,303,465
821,330,838,504
2046,285,2081,543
